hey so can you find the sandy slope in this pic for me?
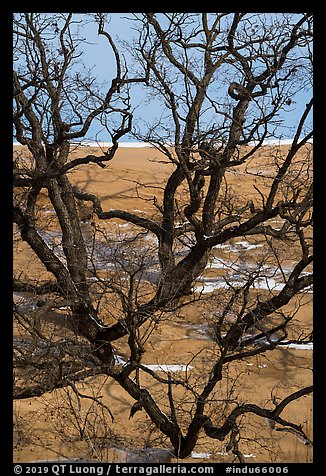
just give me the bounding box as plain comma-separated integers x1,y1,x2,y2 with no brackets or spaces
13,144,313,463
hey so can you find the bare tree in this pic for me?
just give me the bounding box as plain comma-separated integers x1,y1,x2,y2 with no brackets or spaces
13,13,313,462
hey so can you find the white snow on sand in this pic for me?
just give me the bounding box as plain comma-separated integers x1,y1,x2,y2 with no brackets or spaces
142,364,193,372
191,452,212,459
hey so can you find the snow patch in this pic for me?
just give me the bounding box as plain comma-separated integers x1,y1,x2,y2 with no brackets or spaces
214,240,264,252
144,364,193,372
194,276,286,294
281,341,313,350
191,452,212,459
235,241,264,251
114,356,192,372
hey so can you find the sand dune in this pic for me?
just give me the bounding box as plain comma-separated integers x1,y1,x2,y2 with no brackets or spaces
13,144,313,463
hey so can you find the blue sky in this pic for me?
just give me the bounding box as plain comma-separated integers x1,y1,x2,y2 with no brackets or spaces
13,13,313,145
78,14,165,142
76,13,313,144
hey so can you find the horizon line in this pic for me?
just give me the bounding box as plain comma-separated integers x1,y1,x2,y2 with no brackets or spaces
13,138,313,148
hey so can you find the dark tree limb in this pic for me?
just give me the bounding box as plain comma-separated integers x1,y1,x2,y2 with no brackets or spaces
203,386,313,444
13,278,62,295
